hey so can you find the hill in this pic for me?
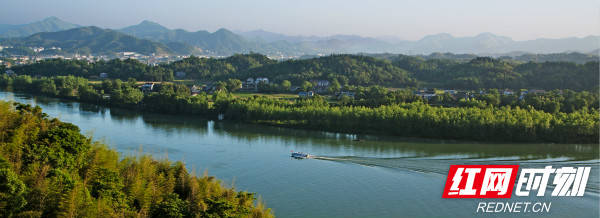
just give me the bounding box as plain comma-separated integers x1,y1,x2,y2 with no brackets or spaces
0,26,192,55
239,30,599,55
120,21,268,56
1,17,597,56
0,17,80,38
8,53,599,91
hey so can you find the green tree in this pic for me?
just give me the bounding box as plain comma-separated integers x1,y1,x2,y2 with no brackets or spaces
226,79,242,92
0,160,27,217
280,80,292,92
301,81,313,91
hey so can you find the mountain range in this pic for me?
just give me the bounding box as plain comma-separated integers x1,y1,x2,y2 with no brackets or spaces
0,17,598,56
1,26,183,55
119,20,262,55
0,17,80,38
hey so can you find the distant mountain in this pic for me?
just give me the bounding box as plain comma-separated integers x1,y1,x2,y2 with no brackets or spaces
405,33,599,54
0,24,16,34
240,29,599,55
0,17,80,38
0,26,186,55
237,29,326,43
406,33,509,54
511,36,599,54
119,20,172,39
238,30,398,53
1,17,597,56
120,21,268,55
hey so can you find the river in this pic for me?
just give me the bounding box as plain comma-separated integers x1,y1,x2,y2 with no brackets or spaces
1,91,598,218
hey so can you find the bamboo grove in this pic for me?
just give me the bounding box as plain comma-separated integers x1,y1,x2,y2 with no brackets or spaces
0,101,274,217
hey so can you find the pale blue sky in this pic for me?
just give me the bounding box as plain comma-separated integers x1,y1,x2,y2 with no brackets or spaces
0,0,598,40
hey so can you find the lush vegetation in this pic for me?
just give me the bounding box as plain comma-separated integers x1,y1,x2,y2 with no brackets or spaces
335,86,599,114
0,101,274,217
224,96,598,143
0,75,597,143
8,54,598,91
509,52,599,64
391,56,598,91
9,58,175,81
368,52,600,64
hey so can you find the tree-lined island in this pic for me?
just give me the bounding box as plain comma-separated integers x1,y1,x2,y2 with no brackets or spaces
1,53,597,143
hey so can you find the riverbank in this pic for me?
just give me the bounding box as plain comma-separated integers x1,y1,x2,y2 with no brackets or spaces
1,75,598,143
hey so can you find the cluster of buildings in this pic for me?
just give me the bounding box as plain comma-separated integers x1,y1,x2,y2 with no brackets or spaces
0,45,198,67
117,52,194,66
242,77,270,90
30,46,62,53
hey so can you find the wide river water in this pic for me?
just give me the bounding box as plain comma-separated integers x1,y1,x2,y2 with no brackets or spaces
1,91,598,218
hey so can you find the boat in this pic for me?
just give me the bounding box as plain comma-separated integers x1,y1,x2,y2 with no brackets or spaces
291,151,311,159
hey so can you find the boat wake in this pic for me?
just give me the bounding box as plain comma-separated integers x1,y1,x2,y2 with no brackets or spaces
312,155,600,194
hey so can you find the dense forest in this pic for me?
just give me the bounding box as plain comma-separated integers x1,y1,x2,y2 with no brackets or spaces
7,54,598,91
0,75,597,143
224,96,598,143
336,86,598,114
391,55,598,91
0,101,274,217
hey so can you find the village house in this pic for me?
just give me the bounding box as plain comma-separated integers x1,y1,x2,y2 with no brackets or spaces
243,77,269,90
191,85,203,95
242,78,255,89
311,79,330,93
519,89,546,99
415,89,437,100
337,91,355,99
442,90,457,95
315,80,330,87
298,91,314,98
141,83,155,93
255,77,269,84
503,89,514,95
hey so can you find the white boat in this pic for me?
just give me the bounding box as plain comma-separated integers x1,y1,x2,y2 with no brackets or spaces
291,151,310,159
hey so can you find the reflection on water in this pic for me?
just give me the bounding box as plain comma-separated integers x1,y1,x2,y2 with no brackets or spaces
65,96,599,161
110,106,599,161
2,91,599,218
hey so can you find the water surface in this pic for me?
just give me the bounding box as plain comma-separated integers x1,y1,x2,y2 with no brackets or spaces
2,91,598,218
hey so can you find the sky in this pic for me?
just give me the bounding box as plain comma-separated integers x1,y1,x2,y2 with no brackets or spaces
0,0,598,40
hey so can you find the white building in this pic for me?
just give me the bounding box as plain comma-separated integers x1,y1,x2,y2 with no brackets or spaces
256,77,269,84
